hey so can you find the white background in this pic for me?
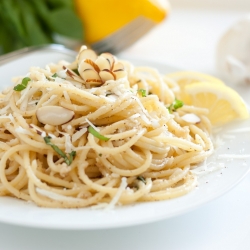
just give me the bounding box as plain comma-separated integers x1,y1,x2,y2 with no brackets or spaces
0,1,250,249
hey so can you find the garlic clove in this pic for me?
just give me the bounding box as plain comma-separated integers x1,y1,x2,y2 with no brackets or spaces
216,16,250,85
36,106,75,126
99,69,115,82
77,48,98,65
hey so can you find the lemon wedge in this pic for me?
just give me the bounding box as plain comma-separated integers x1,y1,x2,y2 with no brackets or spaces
166,71,225,103
184,82,249,125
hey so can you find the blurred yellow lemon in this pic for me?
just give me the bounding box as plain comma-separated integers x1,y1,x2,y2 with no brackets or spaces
166,71,225,103
75,0,169,44
184,82,249,125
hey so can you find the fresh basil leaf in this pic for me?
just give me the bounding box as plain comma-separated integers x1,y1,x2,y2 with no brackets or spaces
138,89,147,97
167,99,184,113
44,136,76,166
173,99,184,110
14,77,31,91
88,126,110,142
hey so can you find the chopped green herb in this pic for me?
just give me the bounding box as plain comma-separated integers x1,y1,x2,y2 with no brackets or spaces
52,73,58,78
99,153,102,157
88,126,110,142
137,176,146,184
44,136,76,166
72,68,80,75
13,77,31,91
138,89,147,97
167,99,184,113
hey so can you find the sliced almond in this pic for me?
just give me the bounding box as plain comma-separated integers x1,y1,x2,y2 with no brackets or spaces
77,49,98,65
84,59,100,73
99,69,115,82
36,106,75,126
181,113,201,124
63,66,85,83
95,56,111,71
81,69,103,85
66,61,78,70
113,69,127,80
100,53,115,69
78,61,95,79
113,62,124,71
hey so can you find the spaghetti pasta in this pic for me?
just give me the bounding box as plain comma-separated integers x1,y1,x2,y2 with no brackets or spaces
0,46,214,208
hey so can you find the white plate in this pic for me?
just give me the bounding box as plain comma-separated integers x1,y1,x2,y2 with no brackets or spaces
0,45,249,230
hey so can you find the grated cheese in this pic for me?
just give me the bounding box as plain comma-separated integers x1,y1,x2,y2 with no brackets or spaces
72,127,87,142
15,126,34,136
85,118,100,132
104,177,127,210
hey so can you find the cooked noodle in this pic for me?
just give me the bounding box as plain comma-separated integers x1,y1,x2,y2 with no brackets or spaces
0,47,214,208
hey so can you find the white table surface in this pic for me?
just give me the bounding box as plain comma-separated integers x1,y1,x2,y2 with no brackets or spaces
1,5,250,250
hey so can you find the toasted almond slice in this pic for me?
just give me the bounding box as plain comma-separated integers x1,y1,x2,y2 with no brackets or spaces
78,60,95,76
81,69,102,84
63,66,85,83
66,61,78,70
113,69,127,80
100,53,115,69
181,113,201,124
36,106,75,126
95,56,111,71
77,49,98,65
113,62,124,71
99,69,115,82
85,79,103,85
84,59,100,72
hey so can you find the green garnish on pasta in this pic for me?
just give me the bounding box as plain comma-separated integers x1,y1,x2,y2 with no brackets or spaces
138,89,147,97
88,126,110,142
44,136,76,166
167,99,184,113
13,77,31,91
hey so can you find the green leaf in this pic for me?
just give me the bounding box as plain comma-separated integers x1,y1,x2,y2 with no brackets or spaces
137,176,146,184
167,99,184,113
45,0,74,9
173,99,184,110
88,126,110,142
44,136,76,166
14,77,31,91
0,0,83,54
48,8,83,39
138,89,147,97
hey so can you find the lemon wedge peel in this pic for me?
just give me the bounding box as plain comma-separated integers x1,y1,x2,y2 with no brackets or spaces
166,71,225,104
184,82,249,126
